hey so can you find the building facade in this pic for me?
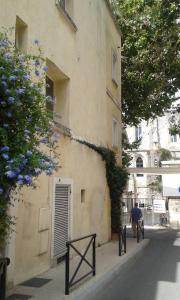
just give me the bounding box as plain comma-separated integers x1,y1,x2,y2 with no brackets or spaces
125,108,180,218
0,0,122,286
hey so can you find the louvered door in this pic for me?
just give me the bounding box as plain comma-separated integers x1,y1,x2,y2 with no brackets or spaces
54,184,69,257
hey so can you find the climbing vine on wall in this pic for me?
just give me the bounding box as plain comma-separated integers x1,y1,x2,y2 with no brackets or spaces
74,139,129,233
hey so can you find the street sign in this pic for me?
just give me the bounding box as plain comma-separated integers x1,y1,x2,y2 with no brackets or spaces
153,199,166,213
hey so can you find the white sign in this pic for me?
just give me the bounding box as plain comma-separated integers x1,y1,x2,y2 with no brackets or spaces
162,174,180,197
153,199,166,213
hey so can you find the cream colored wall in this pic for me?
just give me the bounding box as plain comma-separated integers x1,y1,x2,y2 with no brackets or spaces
0,0,121,285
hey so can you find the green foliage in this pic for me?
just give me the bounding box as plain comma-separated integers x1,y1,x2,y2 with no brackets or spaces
168,105,180,135
74,139,129,233
148,175,162,193
0,31,57,245
111,0,180,126
159,148,172,162
122,129,141,167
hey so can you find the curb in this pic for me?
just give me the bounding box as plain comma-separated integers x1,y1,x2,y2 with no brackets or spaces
71,239,150,300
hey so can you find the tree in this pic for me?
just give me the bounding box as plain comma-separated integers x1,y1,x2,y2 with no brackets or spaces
111,0,180,126
0,31,57,247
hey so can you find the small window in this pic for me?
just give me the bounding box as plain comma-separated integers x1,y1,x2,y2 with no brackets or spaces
137,174,144,177
46,76,54,113
15,17,28,51
112,119,118,147
112,49,118,85
135,126,142,141
81,189,85,203
170,134,177,143
136,157,143,168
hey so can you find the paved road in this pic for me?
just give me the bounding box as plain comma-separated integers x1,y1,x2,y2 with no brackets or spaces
92,228,180,300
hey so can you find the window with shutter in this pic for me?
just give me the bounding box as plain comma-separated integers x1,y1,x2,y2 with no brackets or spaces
54,184,69,257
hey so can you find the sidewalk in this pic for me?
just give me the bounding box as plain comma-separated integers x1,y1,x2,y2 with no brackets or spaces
6,238,149,300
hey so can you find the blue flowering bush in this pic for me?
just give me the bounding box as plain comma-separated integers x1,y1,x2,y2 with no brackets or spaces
0,31,57,246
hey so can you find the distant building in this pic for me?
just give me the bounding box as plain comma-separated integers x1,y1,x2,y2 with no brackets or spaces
125,106,180,207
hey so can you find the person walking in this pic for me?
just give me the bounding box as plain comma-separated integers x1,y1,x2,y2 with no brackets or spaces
130,203,142,237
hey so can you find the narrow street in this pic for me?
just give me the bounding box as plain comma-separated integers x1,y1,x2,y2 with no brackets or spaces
90,228,180,300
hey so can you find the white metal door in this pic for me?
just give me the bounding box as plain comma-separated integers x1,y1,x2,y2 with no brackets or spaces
54,184,69,257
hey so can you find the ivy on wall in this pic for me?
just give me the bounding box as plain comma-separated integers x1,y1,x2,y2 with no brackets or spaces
74,139,129,233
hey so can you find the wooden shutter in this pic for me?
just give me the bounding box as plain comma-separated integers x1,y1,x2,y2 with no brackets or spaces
54,184,69,257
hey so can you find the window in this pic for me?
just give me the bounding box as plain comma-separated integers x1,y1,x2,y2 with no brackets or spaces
112,49,118,85
136,157,143,168
135,126,142,141
170,134,177,143
15,17,28,51
112,119,118,147
81,189,85,203
46,76,54,113
136,157,143,177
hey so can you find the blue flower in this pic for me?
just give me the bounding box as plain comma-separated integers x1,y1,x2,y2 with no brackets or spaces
16,88,24,94
24,175,31,183
0,66,4,70
23,74,29,80
5,165,11,170
1,146,9,152
39,159,46,166
40,138,48,144
5,89,10,95
43,65,48,72
8,97,15,104
19,154,25,159
0,40,7,47
34,39,39,45
0,187,3,194
1,75,6,80
46,168,53,175
6,112,12,118
7,159,14,164
6,170,16,178
27,117,32,123
24,129,30,134
35,126,41,131
2,81,7,87
14,68,21,73
26,150,32,157
15,167,21,174
35,70,40,76
17,179,23,185
22,159,28,165
9,75,16,81
1,101,6,107
35,60,40,66
3,124,9,128
2,153,9,160
18,175,23,180
35,168,41,175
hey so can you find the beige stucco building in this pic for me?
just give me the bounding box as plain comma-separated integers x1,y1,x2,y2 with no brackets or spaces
0,0,122,286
